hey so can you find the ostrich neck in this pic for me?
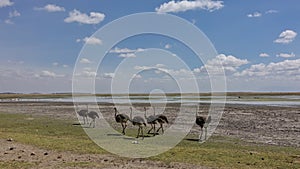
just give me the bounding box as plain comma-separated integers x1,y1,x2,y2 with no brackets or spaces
130,109,133,121
114,109,117,118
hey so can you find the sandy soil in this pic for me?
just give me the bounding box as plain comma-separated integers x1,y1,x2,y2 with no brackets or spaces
0,101,300,168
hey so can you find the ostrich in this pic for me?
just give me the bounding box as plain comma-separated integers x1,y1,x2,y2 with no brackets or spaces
130,107,146,139
114,107,130,135
155,108,169,134
196,111,211,141
144,107,157,135
87,105,99,128
76,104,88,124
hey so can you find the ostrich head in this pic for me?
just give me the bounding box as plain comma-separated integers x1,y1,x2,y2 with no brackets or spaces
195,106,200,117
113,107,118,117
144,107,147,118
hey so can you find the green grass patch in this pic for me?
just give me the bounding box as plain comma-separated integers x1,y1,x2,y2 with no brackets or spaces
60,161,107,168
0,161,36,169
0,113,106,154
0,112,299,169
151,136,300,169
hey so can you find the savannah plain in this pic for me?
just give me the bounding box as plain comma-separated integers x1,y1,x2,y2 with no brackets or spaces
0,92,299,169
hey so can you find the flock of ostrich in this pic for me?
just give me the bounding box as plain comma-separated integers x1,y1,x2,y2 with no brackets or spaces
76,105,211,141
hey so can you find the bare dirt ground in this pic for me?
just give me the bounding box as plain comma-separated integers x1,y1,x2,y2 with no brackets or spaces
218,104,300,147
0,139,206,169
1,101,299,147
0,101,300,168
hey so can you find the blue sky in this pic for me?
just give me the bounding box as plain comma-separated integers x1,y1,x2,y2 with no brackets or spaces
0,0,300,93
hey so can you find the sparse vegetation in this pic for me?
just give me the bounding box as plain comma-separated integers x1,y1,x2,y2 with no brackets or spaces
0,161,35,169
0,113,105,154
0,112,299,169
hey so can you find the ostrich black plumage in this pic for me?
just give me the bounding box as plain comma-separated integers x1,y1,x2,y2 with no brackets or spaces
130,107,146,139
76,105,88,124
144,107,157,135
196,113,211,141
114,107,130,135
87,110,99,128
155,108,169,134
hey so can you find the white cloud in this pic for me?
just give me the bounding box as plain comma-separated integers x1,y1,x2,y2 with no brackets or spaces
234,63,268,77
52,62,69,68
235,59,300,78
135,55,248,78
40,70,64,78
103,73,115,79
134,65,152,70
276,52,296,58
134,65,195,79
81,70,97,77
156,64,166,68
193,68,201,73
109,47,145,58
79,58,92,64
4,19,13,24
155,0,224,13
266,10,278,14
4,10,20,24
274,30,297,44
9,10,20,18
214,54,249,67
34,4,65,12
64,9,105,25
247,11,262,18
82,37,102,45
83,67,92,71
74,68,97,78
0,66,71,92
206,54,249,73
110,48,134,53
247,10,278,18
132,74,142,79
165,44,172,49
259,53,270,57
0,0,14,8
41,70,56,78
109,47,145,54
197,54,249,74
119,53,136,58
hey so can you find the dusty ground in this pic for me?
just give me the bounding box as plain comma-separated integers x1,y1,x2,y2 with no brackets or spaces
0,101,299,147
218,104,300,147
0,139,208,169
0,101,300,168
